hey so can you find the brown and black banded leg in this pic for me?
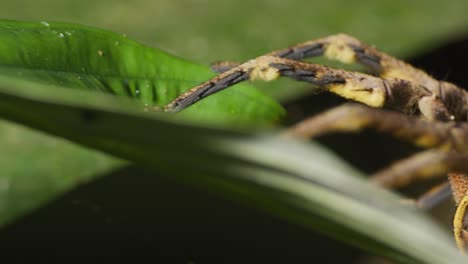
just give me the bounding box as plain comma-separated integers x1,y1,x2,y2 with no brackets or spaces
271,34,447,90
211,34,468,121
212,34,437,87
164,56,432,113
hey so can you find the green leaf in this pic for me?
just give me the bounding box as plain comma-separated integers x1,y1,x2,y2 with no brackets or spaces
0,20,284,126
0,19,283,238
0,75,465,263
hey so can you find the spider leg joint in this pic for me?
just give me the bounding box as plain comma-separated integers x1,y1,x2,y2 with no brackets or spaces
328,79,386,108
248,56,281,82
324,37,357,64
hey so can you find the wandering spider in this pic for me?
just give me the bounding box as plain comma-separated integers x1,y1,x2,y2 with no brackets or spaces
161,34,468,251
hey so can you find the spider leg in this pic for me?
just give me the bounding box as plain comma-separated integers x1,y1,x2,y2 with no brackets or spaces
371,150,464,188
282,103,468,197
398,182,451,210
416,182,452,210
282,103,463,190
212,34,436,88
269,34,442,86
164,56,431,113
373,148,468,205
282,103,458,148
210,35,468,123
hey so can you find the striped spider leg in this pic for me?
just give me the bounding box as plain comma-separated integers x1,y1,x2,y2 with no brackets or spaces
163,34,468,251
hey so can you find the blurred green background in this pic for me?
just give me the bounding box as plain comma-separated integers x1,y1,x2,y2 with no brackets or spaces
0,0,467,262
2,0,467,63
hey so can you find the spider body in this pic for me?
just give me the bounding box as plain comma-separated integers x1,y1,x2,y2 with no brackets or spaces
162,34,468,251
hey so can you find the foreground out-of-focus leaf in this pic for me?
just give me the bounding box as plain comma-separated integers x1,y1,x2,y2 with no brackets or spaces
0,20,284,126
0,75,466,263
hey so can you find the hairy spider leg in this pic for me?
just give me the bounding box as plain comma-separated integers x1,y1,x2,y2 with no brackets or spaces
212,34,439,92
373,151,455,189
164,56,433,113
211,34,468,121
283,103,468,187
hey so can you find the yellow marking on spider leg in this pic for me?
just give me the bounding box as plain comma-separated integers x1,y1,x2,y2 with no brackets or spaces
324,40,356,64
328,82,385,107
454,195,468,252
250,67,280,81
249,57,281,81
